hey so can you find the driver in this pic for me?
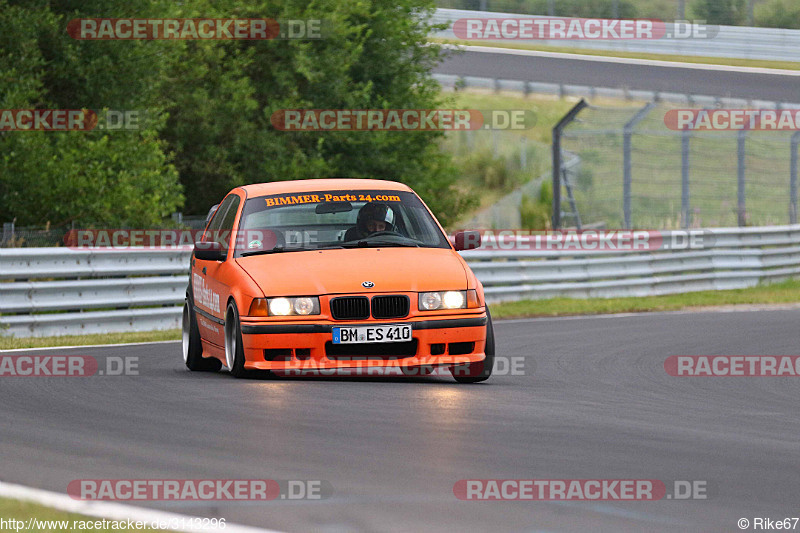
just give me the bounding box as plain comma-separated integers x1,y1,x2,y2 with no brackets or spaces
344,202,396,241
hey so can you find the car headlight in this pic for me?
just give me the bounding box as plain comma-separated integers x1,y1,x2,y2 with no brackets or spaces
248,297,320,316
419,291,469,310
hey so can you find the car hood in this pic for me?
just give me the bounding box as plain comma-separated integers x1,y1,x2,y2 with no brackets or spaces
236,247,468,296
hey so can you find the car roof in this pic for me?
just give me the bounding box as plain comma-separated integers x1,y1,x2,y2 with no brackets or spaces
238,179,414,197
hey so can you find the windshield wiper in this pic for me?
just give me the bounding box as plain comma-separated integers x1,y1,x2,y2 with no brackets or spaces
340,240,420,248
240,245,312,257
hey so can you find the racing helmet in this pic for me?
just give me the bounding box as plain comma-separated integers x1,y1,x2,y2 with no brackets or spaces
357,202,395,234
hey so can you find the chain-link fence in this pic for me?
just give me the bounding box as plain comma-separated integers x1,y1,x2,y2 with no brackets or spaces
555,101,800,229
0,215,209,248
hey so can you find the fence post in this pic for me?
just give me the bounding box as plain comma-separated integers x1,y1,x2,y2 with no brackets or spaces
791,132,800,224
681,129,691,229
737,129,747,226
2,222,14,247
552,99,588,230
623,102,655,229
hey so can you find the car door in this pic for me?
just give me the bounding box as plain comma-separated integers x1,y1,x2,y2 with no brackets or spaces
192,193,240,347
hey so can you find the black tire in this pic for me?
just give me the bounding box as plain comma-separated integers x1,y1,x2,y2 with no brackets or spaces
450,308,495,384
225,300,270,379
182,297,222,372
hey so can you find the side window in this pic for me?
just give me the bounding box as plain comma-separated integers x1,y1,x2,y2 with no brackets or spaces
219,196,240,235
205,195,235,236
203,194,241,250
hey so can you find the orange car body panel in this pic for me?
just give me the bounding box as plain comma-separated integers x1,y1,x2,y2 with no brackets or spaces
189,179,487,371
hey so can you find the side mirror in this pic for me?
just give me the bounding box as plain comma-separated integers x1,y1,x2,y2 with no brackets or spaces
453,230,481,251
194,240,226,261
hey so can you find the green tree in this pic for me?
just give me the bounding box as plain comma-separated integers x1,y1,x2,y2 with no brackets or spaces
691,0,747,25
0,0,183,227
162,0,474,225
1,0,474,228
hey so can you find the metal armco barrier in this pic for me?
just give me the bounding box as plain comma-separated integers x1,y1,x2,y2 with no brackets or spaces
432,73,800,110
0,247,191,338
432,8,800,62
464,225,800,302
2,225,800,337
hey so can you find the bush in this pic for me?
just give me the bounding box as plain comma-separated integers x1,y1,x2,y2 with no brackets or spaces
755,0,800,28
520,180,552,230
461,149,514,190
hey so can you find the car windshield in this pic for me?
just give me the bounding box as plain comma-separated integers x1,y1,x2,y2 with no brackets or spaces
234,189,450,257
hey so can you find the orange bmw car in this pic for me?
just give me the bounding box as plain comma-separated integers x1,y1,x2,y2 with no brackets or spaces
182,178,494,383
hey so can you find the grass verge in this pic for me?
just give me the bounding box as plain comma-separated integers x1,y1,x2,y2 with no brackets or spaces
433,38,800,71
0,497,155,532
0,329,181,351
491,279,800,319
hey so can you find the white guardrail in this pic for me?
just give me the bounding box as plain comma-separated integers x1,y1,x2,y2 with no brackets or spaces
432,72,800,109
2,224,800,337
432,8,800,62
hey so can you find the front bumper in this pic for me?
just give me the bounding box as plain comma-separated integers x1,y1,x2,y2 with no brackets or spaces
239,314,487,371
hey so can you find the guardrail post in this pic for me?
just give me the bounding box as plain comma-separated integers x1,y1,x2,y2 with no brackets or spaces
552,99,588,230
623,102,655,229
681,128,691,229
791,132,800,224
738,129,747,226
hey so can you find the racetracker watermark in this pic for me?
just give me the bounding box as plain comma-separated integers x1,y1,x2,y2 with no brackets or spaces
460,230,712,251
64,229,279,250
67,479,332,501
665,356,800,376
270,109,536,131
0,109,146,131
272,356,528,377
0,356,138,377
67,18,324,40
453,479,708,500
452,18,716,40
665,109,800,131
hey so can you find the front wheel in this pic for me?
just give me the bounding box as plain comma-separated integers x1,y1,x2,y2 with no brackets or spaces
182,299,221,372
225,301,270,379
450,308,495,384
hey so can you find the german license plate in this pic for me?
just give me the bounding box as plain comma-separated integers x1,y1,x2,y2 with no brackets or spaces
332,324,412,344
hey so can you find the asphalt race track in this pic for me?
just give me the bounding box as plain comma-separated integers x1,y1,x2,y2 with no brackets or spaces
1,308,798,532
434,48,800,102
